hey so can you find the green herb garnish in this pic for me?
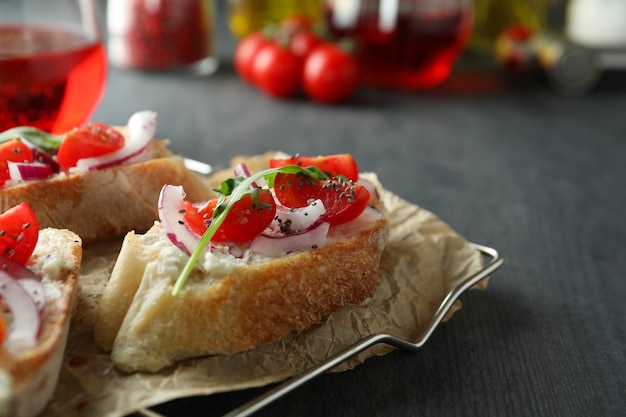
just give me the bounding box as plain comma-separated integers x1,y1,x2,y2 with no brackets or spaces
171,164,328,296
0,127,63,154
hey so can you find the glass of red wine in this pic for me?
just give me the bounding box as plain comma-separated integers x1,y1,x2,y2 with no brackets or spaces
0,0,107,134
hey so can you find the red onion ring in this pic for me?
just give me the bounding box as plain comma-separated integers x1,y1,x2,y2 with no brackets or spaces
250,221,330,256
0,271,42,350
357,175,380,201
8,161,54,181
20,137,61,173
158,184,199,256
270,199,326,233
0,256,46,314
74,110,157,172
233,162,267,188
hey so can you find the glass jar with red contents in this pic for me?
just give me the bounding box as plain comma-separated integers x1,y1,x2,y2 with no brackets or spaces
324,0,473,90
107,0,217,74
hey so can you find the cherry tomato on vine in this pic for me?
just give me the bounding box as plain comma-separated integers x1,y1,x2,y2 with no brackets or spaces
234,31,270,83
182,189,276,244
251,42,301,98
303,43,359,103
269,154,359,182
290,31,323,63
56,122,125,171
274,173,370,226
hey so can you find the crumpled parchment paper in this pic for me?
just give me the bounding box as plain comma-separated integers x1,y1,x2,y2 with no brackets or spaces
42,187,488,417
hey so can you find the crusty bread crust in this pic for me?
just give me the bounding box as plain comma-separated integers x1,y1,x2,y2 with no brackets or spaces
96,205,388,373
0,228,82,417
0,141,213,244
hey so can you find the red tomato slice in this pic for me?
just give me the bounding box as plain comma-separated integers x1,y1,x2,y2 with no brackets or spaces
0,139,34,186
269,154,359,182
183,189,277,244
274,173,370,226
0,202,39,265
56,122,125,171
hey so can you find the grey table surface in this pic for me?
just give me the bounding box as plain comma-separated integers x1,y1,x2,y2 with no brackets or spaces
93,8,626,417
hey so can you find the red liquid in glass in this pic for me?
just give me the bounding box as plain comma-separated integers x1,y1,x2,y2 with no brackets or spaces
0,25,107,134
325,3,473,89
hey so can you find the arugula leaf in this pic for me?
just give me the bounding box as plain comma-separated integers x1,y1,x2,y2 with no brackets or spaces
171,164,328,296
0,127,63,154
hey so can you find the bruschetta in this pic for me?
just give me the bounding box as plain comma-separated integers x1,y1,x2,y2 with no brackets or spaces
95,154,388,372
0,202,82,417
0,111,212,244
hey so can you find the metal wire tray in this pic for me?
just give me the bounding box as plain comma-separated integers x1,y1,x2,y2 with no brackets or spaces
135,242,503,417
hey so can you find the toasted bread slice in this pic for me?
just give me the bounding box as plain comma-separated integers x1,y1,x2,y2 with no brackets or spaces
0,228,82,417
0,141,212,244
95,199,387,373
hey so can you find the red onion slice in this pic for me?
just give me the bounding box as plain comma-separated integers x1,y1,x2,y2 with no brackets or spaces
233,162,267,188
357,175,380,201
233,163,251,179
158,185,199,255
271,199,326,234
15,277,46,315
0,271,41,350
20,137,61,173
74,110,157,172
250,221,330,256
0,256,46,314
8,161,54,181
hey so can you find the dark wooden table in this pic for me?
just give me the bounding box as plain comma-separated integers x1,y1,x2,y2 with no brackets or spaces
93,6,626,417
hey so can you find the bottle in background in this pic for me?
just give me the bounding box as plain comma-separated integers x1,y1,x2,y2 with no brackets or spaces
107,0,218,74
227,0,323,38
566,0,626,49
470,0,549,54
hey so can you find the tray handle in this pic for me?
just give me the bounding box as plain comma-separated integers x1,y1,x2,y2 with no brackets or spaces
216,242,504,417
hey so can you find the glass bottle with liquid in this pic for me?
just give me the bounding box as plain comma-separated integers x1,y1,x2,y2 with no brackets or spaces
107,0,217,74
227,0,323,38
470,0,549,53
324,0,474,90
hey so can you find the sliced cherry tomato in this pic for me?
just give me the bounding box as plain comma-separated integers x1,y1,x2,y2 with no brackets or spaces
56,122,125,171
303,43,359,103
183,189,276,244
234,31,270,83
0,202,39,265
274,173,370,226
269,154,359,182
0,139,34,186
251,42,301,98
